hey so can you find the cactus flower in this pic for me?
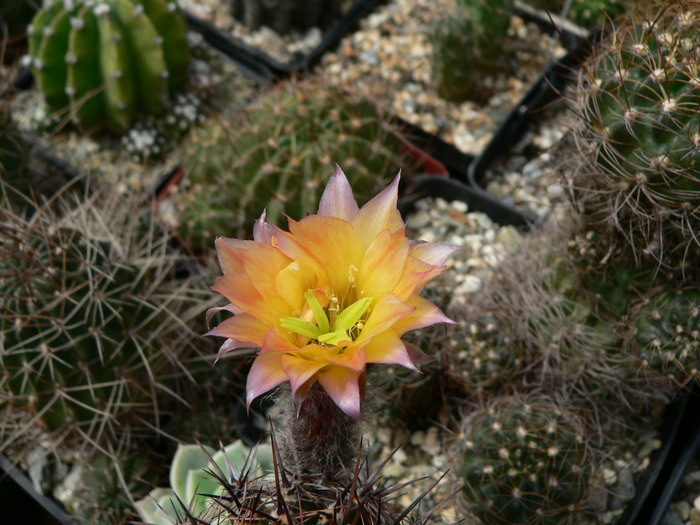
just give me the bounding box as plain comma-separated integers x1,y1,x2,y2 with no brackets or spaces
208,166,458,418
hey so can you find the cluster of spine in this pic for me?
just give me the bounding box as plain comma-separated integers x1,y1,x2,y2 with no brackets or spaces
173,78,412,252
458,397,590,525
430,0,514,102
28,0,190,134
0,184,203,450
571,1,700,272
157,431,436,525
231,0,344,35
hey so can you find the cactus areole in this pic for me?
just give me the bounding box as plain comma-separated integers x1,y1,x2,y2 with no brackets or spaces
28,0,190,134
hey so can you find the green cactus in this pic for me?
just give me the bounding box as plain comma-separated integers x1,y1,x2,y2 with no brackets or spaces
27,0,190,134
431,0,514,102
633,288,700,388
0,184,203,448
571,1,700,271
458,396,591,525
173,79,413,253
231,0,343,35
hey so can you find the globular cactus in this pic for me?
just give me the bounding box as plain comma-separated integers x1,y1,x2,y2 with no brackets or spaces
28,0,190,134
570,1,700,272
172,78,413,252
457,396,591,525
231,0,343,35
633,288,700,388
0,183,203,449
431,0,514,102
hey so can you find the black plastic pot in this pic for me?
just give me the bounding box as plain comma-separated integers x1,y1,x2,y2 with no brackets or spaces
617,385,700,525
467,25,602,187
184,0,385,82
0,455,79,525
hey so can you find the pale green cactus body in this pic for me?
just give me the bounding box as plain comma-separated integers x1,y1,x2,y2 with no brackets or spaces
28,0,190,134
135,440,274,524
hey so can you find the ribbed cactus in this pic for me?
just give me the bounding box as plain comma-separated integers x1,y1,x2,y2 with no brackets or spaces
633,288,700,388
0,185,202,447
571,1,700,271
458,397,590,525
431,0,514,102
28,0,190,134
173,79,412,252
231,0,343,35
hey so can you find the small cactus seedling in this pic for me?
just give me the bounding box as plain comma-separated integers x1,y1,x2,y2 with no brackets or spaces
633,288,700,388
231,0,343,35
458,396,591,525
0,183,204,451
431,0,514,102
173,78,413,252
571,1,700,271
28,0,190,134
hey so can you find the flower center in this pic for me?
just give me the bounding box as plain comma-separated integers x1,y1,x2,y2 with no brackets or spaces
280,290,373,347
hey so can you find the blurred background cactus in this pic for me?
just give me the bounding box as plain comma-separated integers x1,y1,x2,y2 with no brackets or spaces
0,182,207,453
170,78,414,253
231,0,344,35
27,0,191,134
457,396,591,525
430,0,514,103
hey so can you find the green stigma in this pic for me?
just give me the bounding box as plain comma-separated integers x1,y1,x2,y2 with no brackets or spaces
280,290,372,346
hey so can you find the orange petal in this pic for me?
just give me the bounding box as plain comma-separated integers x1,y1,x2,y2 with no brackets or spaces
391,294,454,335
237,243,295,307
317,367,363,419
282,215,363,292
393,255,445,299
205,312,268,346
357,294,416,343
280,353,328,396
358,227,409,299
320,344,367,373
364,331,418,370
215,237,253,274
212,273,286,322
317,165,360,221
246,352,288,408
261,328,299,353
352,173,404,244
409,240,461,267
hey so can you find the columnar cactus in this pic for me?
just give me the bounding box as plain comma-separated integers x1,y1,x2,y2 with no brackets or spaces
571,1,700,272
28,0,190,134
173,79,413,252
0,185,202,447
458,397,591,525
633,288,700,387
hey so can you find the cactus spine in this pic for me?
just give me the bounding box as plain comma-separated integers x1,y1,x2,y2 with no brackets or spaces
571,1,700,272
28,0,190,134
633,288,700,388
0,185,202,449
